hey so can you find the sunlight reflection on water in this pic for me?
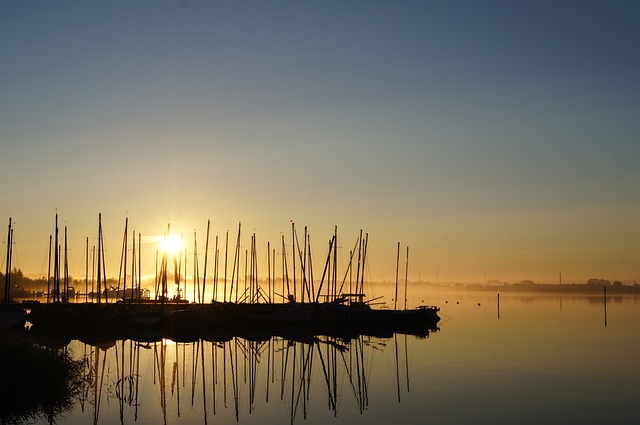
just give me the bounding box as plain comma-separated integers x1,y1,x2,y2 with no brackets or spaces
32,290,640,425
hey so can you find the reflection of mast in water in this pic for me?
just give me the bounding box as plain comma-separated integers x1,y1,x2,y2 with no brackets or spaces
404,334,410,393
290,342,297,422
280,338,289,402
230,339,240,421
190,342,198,407
134,342,141,421
211,341,219,415
201,341,208,424
223,340,228,409
94,345,108,425
170,342,181,418
70,331,428,425
79,340,142,425
290,340,314,423
316,338,338,415
153,340,168,425
265,338,272,403
79,344,90,413
394,334,401,402
114,339,140,424
354,337,369,413
249,340,264,415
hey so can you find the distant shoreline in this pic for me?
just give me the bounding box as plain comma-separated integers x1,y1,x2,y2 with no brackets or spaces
385,281,640,294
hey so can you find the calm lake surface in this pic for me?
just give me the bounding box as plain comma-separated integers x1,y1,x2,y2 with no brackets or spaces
32,289,640,425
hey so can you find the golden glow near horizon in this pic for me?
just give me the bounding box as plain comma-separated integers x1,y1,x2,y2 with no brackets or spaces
158,234,183,256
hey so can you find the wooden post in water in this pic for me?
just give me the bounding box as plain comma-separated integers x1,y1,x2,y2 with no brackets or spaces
497,293,501,320
604,286,608,328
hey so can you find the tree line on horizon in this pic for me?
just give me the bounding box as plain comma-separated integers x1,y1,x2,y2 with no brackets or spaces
2,267,639,300
455,278,640,292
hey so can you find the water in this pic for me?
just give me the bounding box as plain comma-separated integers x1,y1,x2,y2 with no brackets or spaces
29,290,640,425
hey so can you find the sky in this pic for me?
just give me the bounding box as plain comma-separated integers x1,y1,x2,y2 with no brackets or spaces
1,0,639,286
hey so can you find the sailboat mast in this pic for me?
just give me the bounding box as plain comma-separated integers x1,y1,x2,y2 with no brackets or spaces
91,246,95,301
394,242,400,310
3,217,11,305
213,235,219,302
404,246,409,310
47,234,52,303
303,227,308,303
202,219,210,304
102,222,108,303
224,231,228,303
282,235,290,300
64,225,69,302
292,221,296,302
333,226,338,301
131,231,136,304
308,237,315,302
193,230,199,303
54,213,59,302
97,213,102,304
122,217,128,304
359,233,368,300
355,230,362,299
138,232,141,302
85,237,89,303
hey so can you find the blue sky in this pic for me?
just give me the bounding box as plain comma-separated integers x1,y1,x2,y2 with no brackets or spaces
1,1,639,285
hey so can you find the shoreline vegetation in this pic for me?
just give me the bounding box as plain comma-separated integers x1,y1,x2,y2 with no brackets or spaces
0,328,83,423
427,279,640,293
3,268,638,299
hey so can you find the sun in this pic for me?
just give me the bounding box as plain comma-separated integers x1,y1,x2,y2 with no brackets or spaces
159,234,183,255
